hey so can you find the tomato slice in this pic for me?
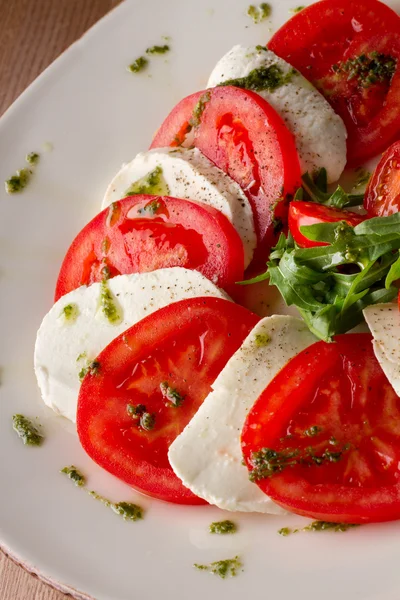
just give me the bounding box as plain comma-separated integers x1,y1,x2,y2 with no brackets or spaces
77,297,259,504
268,0,400,166
242,333,400,524
55,195,244,301
288,201,364,248
151,87,301,263
364,140,400,217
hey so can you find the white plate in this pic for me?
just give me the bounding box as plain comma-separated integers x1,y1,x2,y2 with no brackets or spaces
1,1,400,599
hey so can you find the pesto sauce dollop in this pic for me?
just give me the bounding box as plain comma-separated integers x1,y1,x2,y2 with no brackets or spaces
61,465,86,487
209,520,237,535
146,44,170,55
61,303,79,323
99,280,122,324
5,168,32,194
125,165,169,197
12,414,43,446
194,556,242,578
128,56,148,73
89,491,144,521
278,521,359,536
247,3,271,22
26,152,40,166
218,65,296,93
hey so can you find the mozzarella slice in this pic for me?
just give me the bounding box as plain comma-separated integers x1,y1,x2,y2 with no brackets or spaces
372,341,400,397
34,268,228,422
168,315,316,513
207,45,347,183
363,303,400,364
102,147,256,268
363,302,400,394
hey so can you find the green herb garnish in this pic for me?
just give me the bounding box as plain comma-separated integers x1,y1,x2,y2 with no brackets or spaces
189,91,211,127
247,3,271,22
160,382,185,407
26,152,40,165
333,52,397,88
61,466,86,487
194,556,242,578
128,56,148,73
279,521,359,535
241,212,400,341
89,491,144,521
218,65,296,93
5,168,32,194
146,44,170,55
209,520,237,535
12,414,43,446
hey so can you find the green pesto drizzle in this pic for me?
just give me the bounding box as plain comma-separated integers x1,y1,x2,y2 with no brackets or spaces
194,556,242,579
279,521,359,536
12,415,43,446
5,168,32,194
99,280,122,324
291,5,305,12
146,44,170,55
249,443,350,482
160,381,185,407
137,199,163,215
218,65,296,93
127,403,147,418
128,56,148,73
78,360,101,382
61,303,79,323
61,465,86,487
333,52,397,88
304,425,323,437
209,520,237,535
26,152,40,165
125,165,169,197
247,3,271,23
88,491,144,521
189,91,211,127
254,333,271,347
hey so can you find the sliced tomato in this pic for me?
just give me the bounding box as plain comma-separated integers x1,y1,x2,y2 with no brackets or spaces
242,333,400,524
269,0,400,166
365,140,400,217
55,195,244,301
289,201,364,248
77,297,259,504
151,86,301,263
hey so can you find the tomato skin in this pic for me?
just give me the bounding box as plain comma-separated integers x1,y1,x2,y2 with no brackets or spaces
55,195,244,301
151,87,301,263
77,297,259,504
365,140,400,217
288,201,365,248
242,334,400,524
269,0,400,166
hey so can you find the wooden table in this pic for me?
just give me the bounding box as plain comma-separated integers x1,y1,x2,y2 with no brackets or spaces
0,2,121,597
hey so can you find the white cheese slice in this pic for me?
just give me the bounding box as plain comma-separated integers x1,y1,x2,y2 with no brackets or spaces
372,341,400,397
207,45,347,183
168,315,316,513
102,147,256,268
34,268,228,423
363,302,400,395
363,302,400,364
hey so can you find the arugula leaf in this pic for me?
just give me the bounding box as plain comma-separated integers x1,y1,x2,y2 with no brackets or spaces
242,214,400,341
301,173,364,209
385,253,400,289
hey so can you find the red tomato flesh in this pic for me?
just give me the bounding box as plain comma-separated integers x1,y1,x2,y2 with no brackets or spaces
365,140,400,217
268,0,400,166
77,297,259,504
242,334,400,523
55,195,244,301
151,86,301,263
289,201,364,248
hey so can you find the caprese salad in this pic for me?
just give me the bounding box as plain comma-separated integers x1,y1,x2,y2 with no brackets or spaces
31,0,400,529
